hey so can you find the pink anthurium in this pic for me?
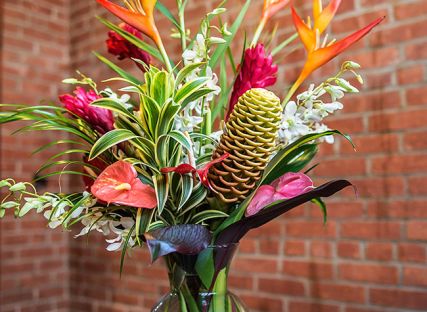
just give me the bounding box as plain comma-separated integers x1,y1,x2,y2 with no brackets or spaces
161,153,230,189
246,172,314,216
91,161,157,208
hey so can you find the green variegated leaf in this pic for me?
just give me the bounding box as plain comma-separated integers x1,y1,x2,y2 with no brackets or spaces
179,183,208,216
181,88,216,107
153,174,169,214
156,1,180,29
89,129,140,160
191,210,228,224
178,175,193,210
31,140,87,155
155,100,180,139
175,62,205,86
91,98,138,122
167,130,192,152
312,197,327,224
174,77,209,104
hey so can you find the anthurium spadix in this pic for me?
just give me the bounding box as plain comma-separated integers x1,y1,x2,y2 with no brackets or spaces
284,0,384,104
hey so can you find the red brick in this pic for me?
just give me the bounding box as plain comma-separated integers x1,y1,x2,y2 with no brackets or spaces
368,200,427,219
341,133,399,154
407,221,427,241
310,241,332,258
370,288,427,310
405,132,427,151
283,260,334,279
311,283,366,303
339,263,398,284
366,242,393,261
395,2,427,20
407,86,427,106
338,241,361,259
398,243,426,263
240,295,283,311
403,266,427,287
315,158,367,177
341,222,401,240
372,155,427,175
285,240,306,256
286,221,337,238
233,258,278,274
289,301,340,312
258,278,305,296
370,109,427,132
398,65,424,85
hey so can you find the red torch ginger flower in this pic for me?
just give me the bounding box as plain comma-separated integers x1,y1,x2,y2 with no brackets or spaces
161,153,230,190
91,161,157,208
246,172,314,217
107,23,151,71
227,44,278,119
285,0,384,103
59,87,114,134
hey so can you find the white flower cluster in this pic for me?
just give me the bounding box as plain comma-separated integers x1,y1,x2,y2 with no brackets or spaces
176,34,221,133
101,88,133,110
279,71,361,145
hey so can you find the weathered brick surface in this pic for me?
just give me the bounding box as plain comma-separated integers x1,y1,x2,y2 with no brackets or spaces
1,0,427,311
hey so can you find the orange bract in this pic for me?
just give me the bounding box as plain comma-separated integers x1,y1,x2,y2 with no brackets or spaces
262,0,290,21
91,161,157,209
96,0,160,45
287,0,384,101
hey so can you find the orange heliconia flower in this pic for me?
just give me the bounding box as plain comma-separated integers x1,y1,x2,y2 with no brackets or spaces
286,0,384,102
96,0,161,45
91,161,157,209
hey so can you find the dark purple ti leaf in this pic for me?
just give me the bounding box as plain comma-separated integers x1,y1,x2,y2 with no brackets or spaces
144,224,212,262
213,180,352,270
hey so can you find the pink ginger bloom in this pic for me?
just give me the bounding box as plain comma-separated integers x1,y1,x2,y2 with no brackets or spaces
107,23,151,71
59,87,114,134
227,44,278,119
246,172,314,217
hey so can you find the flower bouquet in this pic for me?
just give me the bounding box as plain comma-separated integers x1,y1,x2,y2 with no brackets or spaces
0,0,383,311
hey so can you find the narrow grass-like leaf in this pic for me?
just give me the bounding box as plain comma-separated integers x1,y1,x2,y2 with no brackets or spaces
209,0,251,69
153,174,169,215
94,52,141,85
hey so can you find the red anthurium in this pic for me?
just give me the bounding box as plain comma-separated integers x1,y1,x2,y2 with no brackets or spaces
96,0,161,46
285,0,384,103
161,153,230,189
91,161,157,208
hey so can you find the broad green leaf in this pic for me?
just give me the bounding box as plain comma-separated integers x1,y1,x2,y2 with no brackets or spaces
195,248,215,288
89,129,140,160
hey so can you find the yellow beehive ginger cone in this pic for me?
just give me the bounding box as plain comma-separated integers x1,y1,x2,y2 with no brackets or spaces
209,88,282,204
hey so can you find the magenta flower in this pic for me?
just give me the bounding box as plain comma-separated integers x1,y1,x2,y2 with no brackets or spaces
227,44,278,119
59,87,114,134
246,172,314,217
107,23,151,71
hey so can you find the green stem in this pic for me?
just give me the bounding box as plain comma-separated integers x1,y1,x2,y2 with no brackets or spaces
158,40,173,73
251,17,267,47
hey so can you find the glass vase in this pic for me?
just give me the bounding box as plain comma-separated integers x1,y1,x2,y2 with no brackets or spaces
151,244,247,312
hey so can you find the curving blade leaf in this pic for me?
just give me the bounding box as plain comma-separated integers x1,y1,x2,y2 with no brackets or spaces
216,180,352,246
144,224,212,262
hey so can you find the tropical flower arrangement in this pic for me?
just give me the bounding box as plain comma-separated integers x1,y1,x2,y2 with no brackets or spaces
0,0,383,311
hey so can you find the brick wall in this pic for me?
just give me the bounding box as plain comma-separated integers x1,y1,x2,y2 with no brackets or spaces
0,0,72,311
2,0,427,311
